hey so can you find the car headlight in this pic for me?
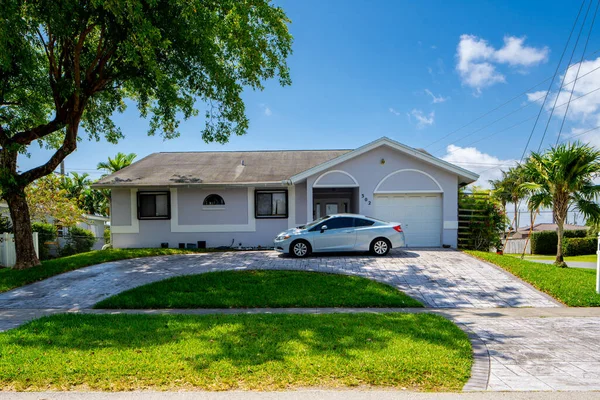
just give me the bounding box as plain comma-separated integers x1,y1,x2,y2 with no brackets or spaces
277,234,291,240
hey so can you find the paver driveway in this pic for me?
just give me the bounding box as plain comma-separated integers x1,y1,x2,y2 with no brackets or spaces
0,248,558,309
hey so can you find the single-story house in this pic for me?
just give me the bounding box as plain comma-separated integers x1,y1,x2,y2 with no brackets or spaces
511,223,588,239
94,137,478,249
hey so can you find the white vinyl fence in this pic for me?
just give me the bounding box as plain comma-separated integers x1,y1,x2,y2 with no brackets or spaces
503,238,531,255
0,232,39,268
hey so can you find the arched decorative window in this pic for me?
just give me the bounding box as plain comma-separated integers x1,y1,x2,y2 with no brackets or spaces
203,194,225,206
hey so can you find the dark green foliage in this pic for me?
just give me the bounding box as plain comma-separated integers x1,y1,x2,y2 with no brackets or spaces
103,226,110,245
0,216,12,233
31,222,56,260
531,230,589,255
60,226,96,256
563,237,597,256
458,190,507,250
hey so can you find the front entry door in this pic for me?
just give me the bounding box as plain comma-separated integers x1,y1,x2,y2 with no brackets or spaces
313,198,350,219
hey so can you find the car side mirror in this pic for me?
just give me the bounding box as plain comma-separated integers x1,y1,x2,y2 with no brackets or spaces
320,225,328,233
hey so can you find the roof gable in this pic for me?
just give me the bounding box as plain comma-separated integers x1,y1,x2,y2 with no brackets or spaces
289,137,479,185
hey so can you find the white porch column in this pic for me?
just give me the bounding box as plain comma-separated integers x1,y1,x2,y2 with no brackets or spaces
306,184,313,223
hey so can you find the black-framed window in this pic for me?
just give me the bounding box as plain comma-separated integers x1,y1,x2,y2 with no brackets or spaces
203,194,225,206
137,191,171,220
255,190,288,218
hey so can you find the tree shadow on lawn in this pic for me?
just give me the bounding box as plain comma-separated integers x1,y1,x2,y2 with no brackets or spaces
4,313,471,371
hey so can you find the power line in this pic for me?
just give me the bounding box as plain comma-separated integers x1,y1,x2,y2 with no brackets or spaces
436,85,600,159
520,0,589,161
428,63,600,155
422,49,599,151
556,0,600,145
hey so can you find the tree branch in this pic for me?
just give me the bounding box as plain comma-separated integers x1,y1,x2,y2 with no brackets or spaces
9,118,65,145
20,115,80,184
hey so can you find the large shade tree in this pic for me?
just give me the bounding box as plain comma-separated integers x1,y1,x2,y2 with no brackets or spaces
522,142,600,267
0,0,292,269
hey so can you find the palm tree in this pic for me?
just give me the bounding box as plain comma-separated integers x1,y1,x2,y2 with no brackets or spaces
521,142,600,267
489,173,511,216
97,152,137,174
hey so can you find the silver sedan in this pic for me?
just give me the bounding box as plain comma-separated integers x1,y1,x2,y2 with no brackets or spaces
274,214,405,257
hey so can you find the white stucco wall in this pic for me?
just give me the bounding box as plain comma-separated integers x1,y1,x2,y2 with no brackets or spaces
305,145,459,247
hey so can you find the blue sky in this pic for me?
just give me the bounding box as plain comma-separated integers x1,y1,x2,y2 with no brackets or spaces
21,0,600,191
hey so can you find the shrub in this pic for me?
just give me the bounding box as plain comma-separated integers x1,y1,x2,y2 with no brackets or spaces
563,237,597,256
0,216,12,233
564,229,587,238
103,226,110,245
60,226,96,256
530,229,588,254
32,222,57,260
530,231,557,255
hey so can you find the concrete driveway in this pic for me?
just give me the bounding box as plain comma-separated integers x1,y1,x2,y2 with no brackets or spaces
0,249,559,309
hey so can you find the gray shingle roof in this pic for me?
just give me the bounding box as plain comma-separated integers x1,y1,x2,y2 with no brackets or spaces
94,150,352,187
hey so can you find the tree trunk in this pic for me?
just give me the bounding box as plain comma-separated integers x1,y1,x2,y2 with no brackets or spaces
514,202,519,231
5,188,40,269
556,219,565,267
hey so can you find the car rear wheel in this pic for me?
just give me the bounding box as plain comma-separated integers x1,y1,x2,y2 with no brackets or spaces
370,238,391,256
290,240,311,258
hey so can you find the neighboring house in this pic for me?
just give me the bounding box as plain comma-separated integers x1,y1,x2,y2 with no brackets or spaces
93,137,478,249
511,223,588,239
0,201,108,250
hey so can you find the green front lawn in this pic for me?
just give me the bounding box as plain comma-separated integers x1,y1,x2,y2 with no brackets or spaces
0,313,472,391
466,251,600,307
0,248,223,293
506,254,597,263
95,270,423,309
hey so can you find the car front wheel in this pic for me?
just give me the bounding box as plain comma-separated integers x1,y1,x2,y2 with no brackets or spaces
290,240,311,258
370,238,391,256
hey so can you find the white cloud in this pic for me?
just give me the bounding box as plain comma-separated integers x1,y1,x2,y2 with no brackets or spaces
526,90,547,103
259,103,272,116
441,144,517,188
409,109,435,129
493,36,549,66
389,107,401,116
425,89,449,104
524,56,600,147
456,34,548,92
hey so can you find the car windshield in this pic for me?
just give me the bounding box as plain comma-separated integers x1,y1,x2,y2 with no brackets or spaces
298,216,330,230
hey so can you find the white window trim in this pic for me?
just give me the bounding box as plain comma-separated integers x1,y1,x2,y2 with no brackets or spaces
313,170,359,188
111,189,140,234
171,187,256,232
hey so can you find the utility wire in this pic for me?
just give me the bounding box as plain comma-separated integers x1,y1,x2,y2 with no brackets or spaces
519,0,588,162
556,0,600,145
428,63,600,155
437,84,600,158
422,48,600,151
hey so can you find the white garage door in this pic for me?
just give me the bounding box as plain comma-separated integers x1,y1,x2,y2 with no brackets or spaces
374,194,442,247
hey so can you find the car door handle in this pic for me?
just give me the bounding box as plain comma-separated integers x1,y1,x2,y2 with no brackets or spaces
341,230,354,233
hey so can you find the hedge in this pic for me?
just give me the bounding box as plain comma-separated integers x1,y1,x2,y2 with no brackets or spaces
60,226,96,256
563,237,597,257
530,229,588,255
